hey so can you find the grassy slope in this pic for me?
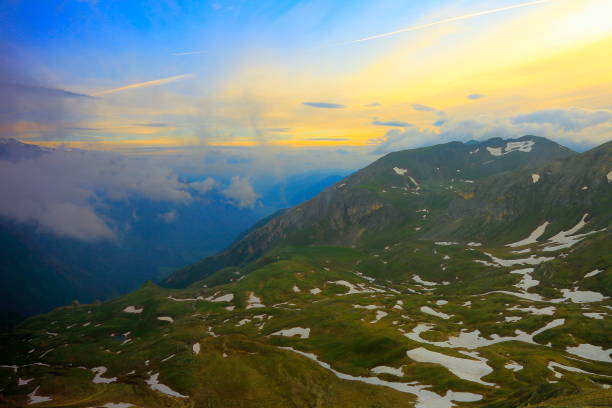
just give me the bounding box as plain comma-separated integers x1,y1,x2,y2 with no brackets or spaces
1,227,611,407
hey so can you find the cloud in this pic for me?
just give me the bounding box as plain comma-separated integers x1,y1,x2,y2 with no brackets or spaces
411,104,435,112
136,122,173,128
159,209,178,223
302,102,346,109
371,107,612,155
305,137,350,141
365,102,381,107
93,74,193,96
372,120,412,127
338,0,553,45
221,176,259,208
189,177,217,194
0,145,193,241
512,108,612,131
264,127,291,132
171,51,206,56
467,93,486,99
433,119,447,127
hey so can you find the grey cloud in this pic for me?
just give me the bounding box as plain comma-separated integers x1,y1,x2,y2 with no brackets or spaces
467,94,485,99
189,177,217,194
159,209,178,223
303,102,346,109
411,104,435,112
365,102,381,107
512,108,612,131
372,120,412,128
221,176,259,208
305,137,350,141
0,146,193,241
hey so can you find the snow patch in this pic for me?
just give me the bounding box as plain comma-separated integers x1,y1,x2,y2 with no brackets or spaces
246,292,265,309
371,365,404,377
123,306,143,314
505,361,523,372
531,174,540,183
146,373,189,398
157,316,174,323
406,347,494,386
584,269,603,278
421,306,452,320
565,344,611,363
393,167,408,175
192,343,200,355
371,310,388,323
271,327,310,339
91,366,117,384
280,346,482,408
28,386,52,405
506,222,549,247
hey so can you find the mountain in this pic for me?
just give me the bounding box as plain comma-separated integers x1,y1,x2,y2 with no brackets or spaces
162,135,577,288
0,136,610,408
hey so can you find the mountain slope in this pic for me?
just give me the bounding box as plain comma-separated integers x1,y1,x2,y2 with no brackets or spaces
1,136,610,408
163,136,577,288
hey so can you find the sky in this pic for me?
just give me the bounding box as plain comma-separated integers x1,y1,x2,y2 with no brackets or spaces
0,0,611,241
1,0,611,155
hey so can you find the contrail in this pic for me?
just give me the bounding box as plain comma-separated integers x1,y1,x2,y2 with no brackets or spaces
337,0,553,46
171,51,206,56
93,74,193,96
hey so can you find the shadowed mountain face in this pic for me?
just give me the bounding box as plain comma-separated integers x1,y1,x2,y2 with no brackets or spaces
163,135,583,288
0,136,610,408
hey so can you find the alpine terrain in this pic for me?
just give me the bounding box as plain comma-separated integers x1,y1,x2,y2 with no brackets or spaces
1,136,611,408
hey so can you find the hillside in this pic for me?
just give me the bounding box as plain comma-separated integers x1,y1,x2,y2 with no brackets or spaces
162,135,579,288
0,136,610,408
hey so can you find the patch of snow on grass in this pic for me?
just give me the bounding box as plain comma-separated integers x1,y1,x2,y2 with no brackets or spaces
91,366,117,384
467,242,482,247
420,306,452,320
531,174,540,183
486,147,502,156
508,305,556,315
413,275,438,286
354,304,379,310
484,252,554,267
547,361,610,379
28,386,52,405
157,316,174,323
583,312,605,319
506,222,549,247
292,285,300,293
19,377,34,385
310,288,321,295
371,365,404,377
146,373,188,398
406,347,494,386
123,306,143,314
542,213,595,252
192,343,200,355
565,344,612,363
505,140,535,153
504,316,522,322
280,346,482,408
208,293,234,302
505,361,523,372
371,310,388,323
435,242,458,246
584,269,603,278
271,327,310,339
405,319,564,349
246,292,265,309
559,288,608,303
393,167,407,175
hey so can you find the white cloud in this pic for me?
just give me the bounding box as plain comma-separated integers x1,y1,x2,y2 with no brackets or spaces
0,147,193,241
159,209,178,223
221,176,259,208
371,107,612,154
189,177,217,194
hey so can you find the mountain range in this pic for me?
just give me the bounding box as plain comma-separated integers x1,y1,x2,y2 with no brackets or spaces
0,135,610,408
